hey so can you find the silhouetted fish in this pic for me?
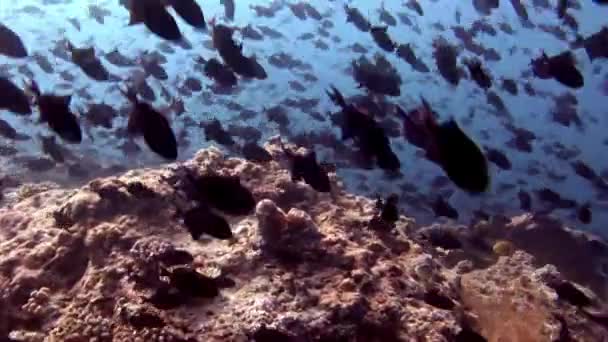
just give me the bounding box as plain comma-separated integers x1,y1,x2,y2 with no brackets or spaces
28,80,82,143
128,0,182,41
188,173,256,216
221,0,235,20
432,196,459,219
123,87,178,160
166,0,206,29
183,205,233,240
0,23,27,58
282,142,331,193
66,42,110,81
0,77,31,115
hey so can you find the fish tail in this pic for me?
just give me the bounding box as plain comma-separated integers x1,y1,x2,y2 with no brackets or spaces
27,79,41,97
326,86,346,108
65,40,74,53
120,85,138,103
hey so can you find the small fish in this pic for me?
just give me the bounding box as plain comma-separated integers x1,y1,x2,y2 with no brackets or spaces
344,5,371,32
378,2,397,26
166,0,206,29
67,17,81,31
85,103,118,129
188,173,256,216
122,87,178,160
432,196,459,219
485,147,511,170
66,42,110,81
105,49,137,67
40,135,66,163
199,57,237,88
240,25,263,40
32,53,54,73
406,0,424,16
531,51,584,89
28,80,82,143
518,190,532,211
289,2,307,20
376,194,399,224
465,58,492,89
202,118,235,147
281,142,331,193
501,78,518,95
577,204,592,224
370,26,396,52
0,119,28,140
0,77,31,115
220,0,235,20
89,4,111,24
164,265,220,298
571,160,598,181
302,3,323,20
433,38,461,86
183,205,233,240
241,142,272,163
0,23,27,58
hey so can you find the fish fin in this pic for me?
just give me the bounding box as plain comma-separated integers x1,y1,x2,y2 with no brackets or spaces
27,79,41,98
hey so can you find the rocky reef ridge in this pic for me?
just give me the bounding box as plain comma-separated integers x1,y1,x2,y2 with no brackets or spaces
0,142,606,341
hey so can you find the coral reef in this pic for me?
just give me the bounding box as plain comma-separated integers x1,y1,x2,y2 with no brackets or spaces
0,143,606,341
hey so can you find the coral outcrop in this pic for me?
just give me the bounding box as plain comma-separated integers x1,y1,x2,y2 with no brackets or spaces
0,143,606,341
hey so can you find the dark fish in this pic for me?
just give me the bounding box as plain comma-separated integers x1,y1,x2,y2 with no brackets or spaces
509,0,529,21
579,27,608,61
0,77,31,115
240,25,264,40
532,51,583,89
282,143,331,193
472,0,499,15
0,119,28,140
85,103,118,129
202,118,235,147
328,87,400,172
288,80,306,92
18,156,56,173
183,77,202,92
396,44,430,73
188,173,256,216
376,194,399,224
571,160,598,181
32,53,54,73
518,190,532,211
183,205,233,240
370,26,396,52
28,81,82,143
536,188,577,209
122,87,177,160
501,78,518,95
127,0,182,41
220,0,235,21
241,142,272,163
351,42,368,53
257,25,284,39
557,0,568,18
166,0,206,29
485,147,511,170
157,248,193,266
432,196,459,219
344,5,371,32
351,54,402,96
397,101,489,194
105,49,137,67
165,266,220,298
199,57,237,88
67,17,81,31
288,2,307,20
66,42,110,81
577,204,592,224
40,135,66,163
465,59,492,89
378,4,397,26
141,56,168,80
406,0,424,16
302,3,323,20
211,22,267,79
433,38,461,86
470,20,497,36
0,23,27,58
89,4,111,24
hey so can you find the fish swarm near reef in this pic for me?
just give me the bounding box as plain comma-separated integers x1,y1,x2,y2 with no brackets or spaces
0,143,606,341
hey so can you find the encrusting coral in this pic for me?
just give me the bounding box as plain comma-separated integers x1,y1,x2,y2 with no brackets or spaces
0,141,606,341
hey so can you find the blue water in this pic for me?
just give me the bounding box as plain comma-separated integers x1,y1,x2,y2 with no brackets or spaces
0,0,607,236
